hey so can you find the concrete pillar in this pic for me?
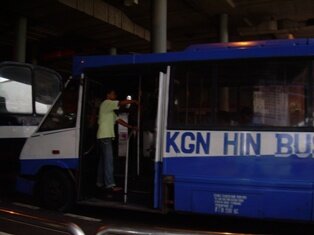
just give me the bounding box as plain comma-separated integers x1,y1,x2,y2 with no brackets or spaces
219,13,229,43
31,44,38,65
15,17,27,62
109,47,117,55
152,0,167,53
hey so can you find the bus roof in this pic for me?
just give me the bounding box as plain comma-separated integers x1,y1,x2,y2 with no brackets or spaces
72,38,314,77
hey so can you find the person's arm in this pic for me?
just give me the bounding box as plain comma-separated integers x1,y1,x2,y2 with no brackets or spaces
118,99,138,107
116,118,137,130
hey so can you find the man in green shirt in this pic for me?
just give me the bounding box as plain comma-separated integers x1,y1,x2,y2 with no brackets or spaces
97,89,138,192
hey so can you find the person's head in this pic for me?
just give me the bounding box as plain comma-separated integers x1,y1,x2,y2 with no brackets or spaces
240,107,253,124
106,89,117,100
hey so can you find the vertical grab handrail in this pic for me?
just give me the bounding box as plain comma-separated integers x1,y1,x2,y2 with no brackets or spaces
124,130,136,204
137,76,142,176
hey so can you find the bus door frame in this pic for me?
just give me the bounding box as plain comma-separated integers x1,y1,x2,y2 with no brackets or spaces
154,66,170,208
76,74,88,200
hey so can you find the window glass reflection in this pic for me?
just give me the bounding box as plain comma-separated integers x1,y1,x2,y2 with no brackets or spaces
0,66,32,114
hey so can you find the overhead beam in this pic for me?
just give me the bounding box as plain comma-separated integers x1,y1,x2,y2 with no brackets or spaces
238,19,278,36
225,0,235,8
238,23,314,37
58,0,150,41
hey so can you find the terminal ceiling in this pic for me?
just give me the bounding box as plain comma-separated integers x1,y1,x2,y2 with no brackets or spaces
1,0,314,73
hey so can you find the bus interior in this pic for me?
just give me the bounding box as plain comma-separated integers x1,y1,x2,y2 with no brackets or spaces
78,64,165,209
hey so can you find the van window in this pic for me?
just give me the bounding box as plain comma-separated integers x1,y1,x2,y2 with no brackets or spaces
0,66,32,114
34,69,61,114
38,80,79,132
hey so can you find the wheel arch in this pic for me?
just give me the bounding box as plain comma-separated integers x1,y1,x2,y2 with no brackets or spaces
34,165,77,211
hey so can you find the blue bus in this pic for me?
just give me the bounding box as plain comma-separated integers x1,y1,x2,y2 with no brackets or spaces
16,39,314,221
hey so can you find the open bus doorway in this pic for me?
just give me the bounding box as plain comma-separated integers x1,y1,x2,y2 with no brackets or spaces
78,65,161,210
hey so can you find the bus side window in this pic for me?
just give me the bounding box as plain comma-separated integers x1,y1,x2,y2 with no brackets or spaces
170,63,212,128
38,80,79,132
217,59,309,128
0,66,32,114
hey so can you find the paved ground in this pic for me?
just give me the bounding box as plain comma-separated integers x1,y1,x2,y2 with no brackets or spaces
1,190,314,235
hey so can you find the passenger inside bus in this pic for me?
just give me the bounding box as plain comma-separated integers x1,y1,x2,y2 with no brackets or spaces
96,89,138,194
239,107,254,125
79,67,160,206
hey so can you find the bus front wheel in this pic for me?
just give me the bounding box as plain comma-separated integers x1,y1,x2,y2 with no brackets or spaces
38,169,75,211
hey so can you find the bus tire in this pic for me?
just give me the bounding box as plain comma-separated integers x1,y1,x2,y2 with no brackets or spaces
38,169,75,211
